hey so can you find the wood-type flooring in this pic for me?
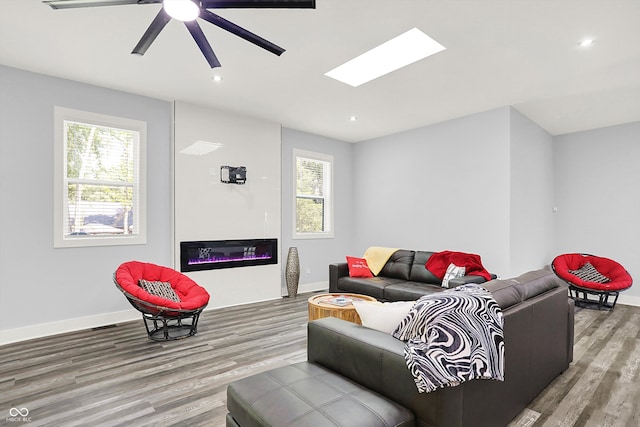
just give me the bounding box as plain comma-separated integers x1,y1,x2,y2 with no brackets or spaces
1,292,639,426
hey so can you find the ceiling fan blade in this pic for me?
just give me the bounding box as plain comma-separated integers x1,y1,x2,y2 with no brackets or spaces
43,0,143,9
201,0,314,8
200,10,285,56
131,8,171,56
184,21,222,68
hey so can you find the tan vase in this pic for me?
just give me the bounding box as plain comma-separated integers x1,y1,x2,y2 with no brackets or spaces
285,247,300,298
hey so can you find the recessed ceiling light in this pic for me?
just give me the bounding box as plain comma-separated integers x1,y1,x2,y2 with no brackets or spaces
325,28,446,87
212,75,223,82
349,116,357,121
579,38,595,47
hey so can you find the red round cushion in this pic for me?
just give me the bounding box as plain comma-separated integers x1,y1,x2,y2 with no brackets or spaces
116,261,210,310
552,253,632,292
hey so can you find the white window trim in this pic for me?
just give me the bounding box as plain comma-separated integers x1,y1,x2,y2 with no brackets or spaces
53,106,147,248
292,148,334,240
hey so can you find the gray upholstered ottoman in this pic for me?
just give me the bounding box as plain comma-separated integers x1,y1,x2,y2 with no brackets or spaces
226,362,414,427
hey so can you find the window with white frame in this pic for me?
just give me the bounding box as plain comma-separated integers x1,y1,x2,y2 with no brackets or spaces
54,107,146,247
293,149,333,238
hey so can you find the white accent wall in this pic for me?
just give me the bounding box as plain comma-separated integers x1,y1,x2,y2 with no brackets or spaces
0,66,172,344
173,102,282,307
554,122,640,302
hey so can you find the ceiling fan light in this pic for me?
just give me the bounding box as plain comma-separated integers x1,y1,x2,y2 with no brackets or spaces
164,0,199,22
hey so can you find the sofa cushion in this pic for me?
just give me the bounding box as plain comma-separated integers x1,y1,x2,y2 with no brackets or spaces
337,276,405,300
138,279,181,303
442,264,466,288
482,279,521,310
378,250,415,280
483,268,560,310
383,281,444,301
513,268,560,300
346,256,373,278
568,262,610,283
352,300,415,334
408,251,441,284
226,362,415,427
448,275,488,288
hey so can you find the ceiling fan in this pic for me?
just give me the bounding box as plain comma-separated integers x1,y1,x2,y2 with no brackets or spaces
43,0,316,68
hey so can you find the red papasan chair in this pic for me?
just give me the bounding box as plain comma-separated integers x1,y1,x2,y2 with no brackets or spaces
114,261,210,341
552,253,632,310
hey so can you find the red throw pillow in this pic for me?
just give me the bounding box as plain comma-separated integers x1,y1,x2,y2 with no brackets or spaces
346,256,374,278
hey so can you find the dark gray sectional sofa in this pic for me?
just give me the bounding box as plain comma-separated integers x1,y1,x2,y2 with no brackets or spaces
330,249,492,301
226,268,574,427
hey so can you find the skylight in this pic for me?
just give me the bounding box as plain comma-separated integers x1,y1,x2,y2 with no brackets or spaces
325,28,446,87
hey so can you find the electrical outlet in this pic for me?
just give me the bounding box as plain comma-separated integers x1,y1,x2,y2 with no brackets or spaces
306,268,311,278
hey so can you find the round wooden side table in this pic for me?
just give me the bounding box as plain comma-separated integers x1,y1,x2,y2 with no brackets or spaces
307,293,377,325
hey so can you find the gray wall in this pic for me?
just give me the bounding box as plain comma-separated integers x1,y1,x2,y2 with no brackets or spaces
509,108,555,275
348,106,639,303
554,122,640,302
281,128,354,290
0,65,172,340
352,107,512,275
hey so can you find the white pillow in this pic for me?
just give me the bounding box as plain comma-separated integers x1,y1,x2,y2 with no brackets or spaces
352,300,415,334
442,263,466,288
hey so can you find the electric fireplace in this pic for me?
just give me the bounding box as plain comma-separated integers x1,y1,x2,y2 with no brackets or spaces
180,239,278,272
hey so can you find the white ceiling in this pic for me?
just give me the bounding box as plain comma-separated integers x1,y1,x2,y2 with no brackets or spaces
2,0,639,142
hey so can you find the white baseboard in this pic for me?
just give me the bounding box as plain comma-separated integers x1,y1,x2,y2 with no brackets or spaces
0,309,140,346
282,281,328,297
0,283,330,346
2,285,637,346
618,294,640,307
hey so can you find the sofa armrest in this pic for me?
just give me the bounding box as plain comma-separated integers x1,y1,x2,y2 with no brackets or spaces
329,262,349,293
448,274,489,288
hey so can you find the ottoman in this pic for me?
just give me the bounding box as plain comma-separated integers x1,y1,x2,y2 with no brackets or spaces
226,362,415,427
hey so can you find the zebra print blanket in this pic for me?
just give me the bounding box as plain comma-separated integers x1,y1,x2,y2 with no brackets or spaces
392,284,504,393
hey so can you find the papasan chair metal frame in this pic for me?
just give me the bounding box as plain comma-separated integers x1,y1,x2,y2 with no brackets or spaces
114,261,210,341
552,253,632,310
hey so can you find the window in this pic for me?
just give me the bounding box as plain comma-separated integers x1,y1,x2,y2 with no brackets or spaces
54,107,146,247
293,149,333,238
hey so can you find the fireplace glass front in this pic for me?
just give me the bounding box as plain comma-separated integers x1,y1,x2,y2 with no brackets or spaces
180,239,278,272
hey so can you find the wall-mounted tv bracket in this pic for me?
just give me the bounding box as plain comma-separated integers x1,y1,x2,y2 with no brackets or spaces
220,166,246,184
